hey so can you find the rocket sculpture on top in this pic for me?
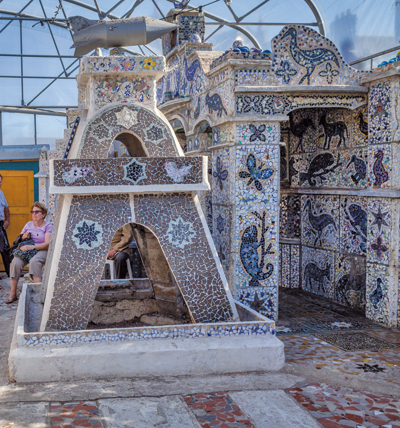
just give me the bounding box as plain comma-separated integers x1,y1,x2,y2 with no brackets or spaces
69,15,177,56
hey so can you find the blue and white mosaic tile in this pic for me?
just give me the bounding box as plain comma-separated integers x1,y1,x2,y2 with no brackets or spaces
366,263,390,325
367,199,391,265
302,246,335,298
368,144,391,188
237,286,277,319
368,81,391,145
339,196,367,255
236,123,279,145
301,195,338,250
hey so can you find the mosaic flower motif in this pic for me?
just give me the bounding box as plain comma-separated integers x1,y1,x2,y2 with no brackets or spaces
120,58,135,71
140,57,156,70
73,220,103,250
370,205,389,232
275,60,297,84
216,214,225,234
213,157,228,190
370,236,388,260
115,107,138,129
146,125,164,142
249,124,266,142
318,62,339,84
241,95,262,113
166,216,196,249
123,158,147,184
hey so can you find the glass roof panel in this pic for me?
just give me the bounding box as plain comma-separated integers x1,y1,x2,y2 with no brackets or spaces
0,0,397,110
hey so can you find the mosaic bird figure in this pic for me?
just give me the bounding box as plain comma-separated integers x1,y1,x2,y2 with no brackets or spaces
282,27,340,85
240,225,273,287
372,149,389,187
164,161,192,183
347,154,366,185
357,111,368,138
303,198,336,246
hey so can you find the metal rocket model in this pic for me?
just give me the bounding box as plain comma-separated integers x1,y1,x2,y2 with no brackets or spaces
69,16,178,56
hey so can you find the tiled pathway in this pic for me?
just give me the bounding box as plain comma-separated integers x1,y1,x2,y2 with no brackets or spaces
2,288,400,427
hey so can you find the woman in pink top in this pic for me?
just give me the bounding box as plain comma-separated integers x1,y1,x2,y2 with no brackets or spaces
5,202,53,304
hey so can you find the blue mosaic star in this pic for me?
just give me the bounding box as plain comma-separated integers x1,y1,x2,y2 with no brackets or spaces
74,221,101,248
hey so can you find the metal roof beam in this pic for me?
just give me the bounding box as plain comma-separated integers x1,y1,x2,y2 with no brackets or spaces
0,0,34,34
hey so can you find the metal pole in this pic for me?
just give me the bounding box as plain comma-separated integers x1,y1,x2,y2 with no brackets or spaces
20,20,24,106
0,0,34,34
34,113,37,145
0,112,3,146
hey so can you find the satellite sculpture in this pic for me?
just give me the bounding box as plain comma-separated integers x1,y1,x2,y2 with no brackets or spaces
69,15,178,56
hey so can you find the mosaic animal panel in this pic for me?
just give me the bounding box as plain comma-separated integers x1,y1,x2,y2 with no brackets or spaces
235,145,279,290
78,104,180,159
366,263,390,325
302,246,335,298
288,108,367,155
339,196,368,255
236,123,280,145
368,81,392,145
334,254,366,310
367,198,391,265
367,144,391,188
93,77,153,110
301,195,339,250
53,157,204,187
290,148,367,189
280,194,301,239
237,286,277,319
272,25,366,86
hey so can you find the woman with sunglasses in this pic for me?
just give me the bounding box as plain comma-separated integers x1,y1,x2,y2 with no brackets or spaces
5,202,52,304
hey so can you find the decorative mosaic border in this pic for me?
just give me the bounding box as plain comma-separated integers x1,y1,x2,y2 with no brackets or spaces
21,320,275,348
50,157,207,191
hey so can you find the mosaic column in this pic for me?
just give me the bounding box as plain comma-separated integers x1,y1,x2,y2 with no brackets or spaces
214,121,281,319
364,70,400,327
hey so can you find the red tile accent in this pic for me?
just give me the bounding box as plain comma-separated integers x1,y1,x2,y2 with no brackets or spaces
185,392,255,428
50,402,102,428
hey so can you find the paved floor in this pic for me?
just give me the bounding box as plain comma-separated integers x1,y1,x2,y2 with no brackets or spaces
1,279,400,428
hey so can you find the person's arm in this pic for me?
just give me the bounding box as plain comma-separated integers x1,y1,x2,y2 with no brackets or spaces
3,206,9,229
112,226,132,253
21,233,51,252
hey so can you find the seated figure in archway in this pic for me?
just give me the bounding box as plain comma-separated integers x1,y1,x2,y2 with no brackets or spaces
107,224,134,279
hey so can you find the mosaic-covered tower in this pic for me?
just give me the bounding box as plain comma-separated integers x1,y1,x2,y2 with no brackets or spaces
38,52,239,332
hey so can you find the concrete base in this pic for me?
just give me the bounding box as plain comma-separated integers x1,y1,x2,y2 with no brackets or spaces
10,334,284,383
9,285,284,383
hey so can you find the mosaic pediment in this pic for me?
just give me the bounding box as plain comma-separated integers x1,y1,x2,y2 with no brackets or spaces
271,25,368,87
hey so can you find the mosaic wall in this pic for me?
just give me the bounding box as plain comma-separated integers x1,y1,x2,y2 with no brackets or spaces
271,26,366,86
78,104,179,159
280,100,398,324
79,56,165,74
234,124,280,319
93,77,153,110
52,157,203,187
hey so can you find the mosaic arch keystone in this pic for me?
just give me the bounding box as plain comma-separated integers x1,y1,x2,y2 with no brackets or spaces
77,104,181,159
